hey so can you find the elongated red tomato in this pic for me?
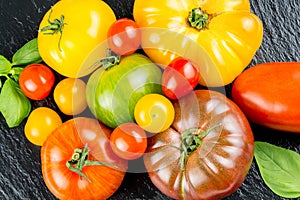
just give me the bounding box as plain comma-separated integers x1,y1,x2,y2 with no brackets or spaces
232,62,300,133
144,90,254,199
41,117,128,200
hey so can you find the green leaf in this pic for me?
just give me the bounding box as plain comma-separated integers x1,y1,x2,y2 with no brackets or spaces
0,79,31,128
254,141,300,198
10,67,24,82
0,55,12,74
12,38,42,66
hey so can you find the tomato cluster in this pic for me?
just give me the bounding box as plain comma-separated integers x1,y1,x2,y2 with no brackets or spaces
9,0,298,199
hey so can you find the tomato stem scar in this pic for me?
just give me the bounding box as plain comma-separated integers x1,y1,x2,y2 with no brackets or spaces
179,123,222,170
188,8,209,30
39,8,67,52
66,144,116,183
89,48,121,71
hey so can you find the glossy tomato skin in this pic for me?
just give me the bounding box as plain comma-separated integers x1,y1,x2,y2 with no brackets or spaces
232,62,300,133
53,78,87,116
110,123,147,160
25,107,62,146
134,93,175,133
107,18,142,56
41,117,128,200
38,0,116,78
86,53,162,129
144,90,254,199
19,64,55,100
162,57,200,99
133,0,263,86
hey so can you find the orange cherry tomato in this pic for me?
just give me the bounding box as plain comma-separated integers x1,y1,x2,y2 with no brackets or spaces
25,107,62,146
110,123,147,160
53,78,87,115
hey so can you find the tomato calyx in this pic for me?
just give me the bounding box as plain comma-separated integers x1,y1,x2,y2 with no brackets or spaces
66,144,116,183
188,8,209,30
39,9,67,51
179,123,222,170
90,48,121,70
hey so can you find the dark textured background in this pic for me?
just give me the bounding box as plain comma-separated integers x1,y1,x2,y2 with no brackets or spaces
0,0,299,199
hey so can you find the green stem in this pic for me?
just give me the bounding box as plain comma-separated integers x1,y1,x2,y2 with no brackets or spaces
39,8,67,51
89,48,121,70
187,8,209,30
179,123,222,170
66,144,116,183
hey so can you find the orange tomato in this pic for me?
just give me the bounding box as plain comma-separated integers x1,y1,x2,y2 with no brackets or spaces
41,117,128,199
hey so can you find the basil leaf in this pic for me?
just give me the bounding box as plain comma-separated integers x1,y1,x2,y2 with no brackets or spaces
10,67,24,82
0,55,12,74
12,38,42,66
0,79,31,128
254,141,300,198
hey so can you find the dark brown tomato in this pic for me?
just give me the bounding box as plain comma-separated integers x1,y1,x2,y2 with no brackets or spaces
143,90,254,199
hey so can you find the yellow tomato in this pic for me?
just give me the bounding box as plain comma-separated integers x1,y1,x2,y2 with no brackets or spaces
38,0,116,78
134,94,175,133
25,107,62,146
133,0,263,86
53,78,87,116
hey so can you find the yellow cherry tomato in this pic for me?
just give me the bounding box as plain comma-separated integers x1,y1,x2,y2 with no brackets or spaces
53,78,87,116
133,0,263,86
25,107,62,146
38,0,116,78
134,94,175,133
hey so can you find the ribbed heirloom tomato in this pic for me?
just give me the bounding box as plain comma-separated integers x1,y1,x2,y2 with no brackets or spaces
133,0,263,86
41,117,128,200
144,90,254,199
38,0,116,78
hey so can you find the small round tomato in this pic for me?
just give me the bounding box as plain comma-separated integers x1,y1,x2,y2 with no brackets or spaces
107,18,141,55
110,123,147,160
53,78,87,116
19,64,55,100
134,93,175,133
25,107,62,146
162,57,200,99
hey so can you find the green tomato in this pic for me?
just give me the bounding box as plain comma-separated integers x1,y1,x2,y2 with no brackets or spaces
86,53,162,128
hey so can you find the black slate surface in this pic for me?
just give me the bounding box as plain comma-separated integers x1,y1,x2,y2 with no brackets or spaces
0,0,299,199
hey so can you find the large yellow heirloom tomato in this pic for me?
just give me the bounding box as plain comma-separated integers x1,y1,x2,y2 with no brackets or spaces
38,0,116,78
133,0,263,86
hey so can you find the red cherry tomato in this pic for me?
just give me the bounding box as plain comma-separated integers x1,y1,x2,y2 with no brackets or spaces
19,63,55,100
107,18,141,55
162,57,200,99
110,123,147,160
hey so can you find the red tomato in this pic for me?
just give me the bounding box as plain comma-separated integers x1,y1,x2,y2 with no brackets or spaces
19,63,55,100
41,117,128,200
107,18,141,55
144,90,254,199
232,62,300,133
110,123,147,160
162,57,200,99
